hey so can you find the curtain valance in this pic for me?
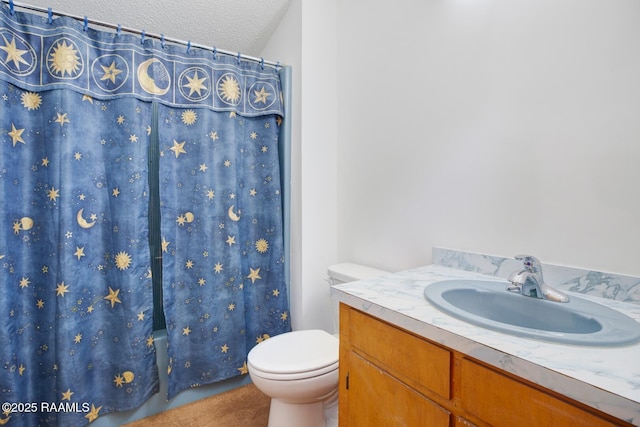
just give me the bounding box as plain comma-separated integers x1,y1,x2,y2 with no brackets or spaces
1,8,284,117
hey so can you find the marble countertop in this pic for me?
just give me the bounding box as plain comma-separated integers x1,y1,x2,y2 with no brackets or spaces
331,265,640,425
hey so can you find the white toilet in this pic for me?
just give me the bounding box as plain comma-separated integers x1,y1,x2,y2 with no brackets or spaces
247,263,389,427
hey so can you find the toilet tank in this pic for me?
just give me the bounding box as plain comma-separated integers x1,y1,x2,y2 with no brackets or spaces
327,263,390,285
327,263,390,334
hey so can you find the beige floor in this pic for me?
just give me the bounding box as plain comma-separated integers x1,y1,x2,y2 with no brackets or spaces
124,383,270,427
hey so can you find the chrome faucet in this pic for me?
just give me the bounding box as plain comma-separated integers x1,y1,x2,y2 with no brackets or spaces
507,255,570,303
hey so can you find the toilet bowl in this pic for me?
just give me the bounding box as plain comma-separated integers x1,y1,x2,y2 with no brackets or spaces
247,263,390,427
248,329,339,427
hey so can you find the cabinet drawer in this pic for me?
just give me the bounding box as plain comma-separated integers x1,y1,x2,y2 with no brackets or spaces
460,357,626,427
349,309,450,399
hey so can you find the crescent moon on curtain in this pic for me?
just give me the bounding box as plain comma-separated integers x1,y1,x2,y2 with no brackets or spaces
228,205,241,222
77,208,96,229
137,58,170,95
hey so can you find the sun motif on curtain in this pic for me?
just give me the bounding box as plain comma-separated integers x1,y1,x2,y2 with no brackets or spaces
48,39,82,77
0,6,288,426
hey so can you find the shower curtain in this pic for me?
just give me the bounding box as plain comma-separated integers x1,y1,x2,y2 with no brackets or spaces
158,99,290,398
0,4,289,426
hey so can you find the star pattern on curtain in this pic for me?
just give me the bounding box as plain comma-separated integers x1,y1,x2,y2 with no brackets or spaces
1,79,157,426
158,103,290,398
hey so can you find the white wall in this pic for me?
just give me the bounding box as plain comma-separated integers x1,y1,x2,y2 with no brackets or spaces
335,0,640,277
262,1,338,331
297,1,338,331
263,0,640,331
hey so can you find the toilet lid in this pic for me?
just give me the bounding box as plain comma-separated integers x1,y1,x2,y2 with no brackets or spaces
248,329,338,375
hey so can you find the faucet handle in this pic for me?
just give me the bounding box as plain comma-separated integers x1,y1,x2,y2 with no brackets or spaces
514,254,541,271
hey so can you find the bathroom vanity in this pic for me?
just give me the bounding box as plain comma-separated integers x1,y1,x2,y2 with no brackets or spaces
332,263,640,426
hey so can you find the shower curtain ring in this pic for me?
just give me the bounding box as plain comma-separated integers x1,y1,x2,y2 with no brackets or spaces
83,16,89,31
260,58,265,70
9,0,15,15
237,52,241,65
141,30,146,44
161,34,166,49
116,24,122,37
47,7,53,24
212,47,217,60
187,40,191,54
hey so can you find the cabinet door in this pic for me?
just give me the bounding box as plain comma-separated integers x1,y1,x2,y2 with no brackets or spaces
347,351,450,426
460,357,627,427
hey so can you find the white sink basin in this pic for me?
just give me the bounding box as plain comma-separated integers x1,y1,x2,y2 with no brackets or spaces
424,279,640,346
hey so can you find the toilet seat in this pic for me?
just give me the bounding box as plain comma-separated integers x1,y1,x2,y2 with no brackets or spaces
248,330,339,381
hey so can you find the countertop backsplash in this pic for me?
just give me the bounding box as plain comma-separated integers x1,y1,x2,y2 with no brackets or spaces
432,247,640,305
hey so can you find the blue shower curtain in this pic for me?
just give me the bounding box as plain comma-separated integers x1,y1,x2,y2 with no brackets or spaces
158,101,290,398
0,4,288,425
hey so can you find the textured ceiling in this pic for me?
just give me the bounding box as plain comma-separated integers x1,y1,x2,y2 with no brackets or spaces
15,0,291,57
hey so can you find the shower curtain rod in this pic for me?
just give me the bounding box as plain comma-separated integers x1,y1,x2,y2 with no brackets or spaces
2,0,281,69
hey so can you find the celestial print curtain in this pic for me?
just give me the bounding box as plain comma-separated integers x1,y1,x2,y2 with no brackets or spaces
0,84,158,427
0,10,157,427
0,3,289,424
0,9,158,426
158,76,290,398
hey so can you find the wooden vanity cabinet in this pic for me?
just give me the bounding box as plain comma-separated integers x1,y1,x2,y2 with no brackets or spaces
338,304,633,427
